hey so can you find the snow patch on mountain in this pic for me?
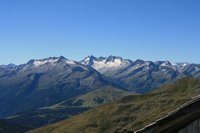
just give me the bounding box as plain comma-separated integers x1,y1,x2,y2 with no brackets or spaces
28,56,77,67
82,55,131,73
33,58,59,67
65,60,76,65
0,63,17,69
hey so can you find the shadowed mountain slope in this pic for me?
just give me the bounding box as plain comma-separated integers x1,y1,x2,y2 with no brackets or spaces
6,86,131,130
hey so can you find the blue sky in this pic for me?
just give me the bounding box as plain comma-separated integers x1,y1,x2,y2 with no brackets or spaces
0,0,200,64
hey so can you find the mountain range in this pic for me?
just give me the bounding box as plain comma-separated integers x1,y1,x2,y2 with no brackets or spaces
0,56,126,117
81,55,200,93
0,55,200,132
2,55,200,94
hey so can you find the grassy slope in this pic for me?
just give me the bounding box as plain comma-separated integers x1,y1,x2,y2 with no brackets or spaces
7,86,131,131
56,86,133,107
28,78,200,133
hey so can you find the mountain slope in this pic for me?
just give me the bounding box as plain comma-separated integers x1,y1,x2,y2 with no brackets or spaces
28,78,200,133
0,119,23,133
56,86,132,107
6,87,131,130
6,106,90,131
0,56,121,117
0,63,17,69
82,56,200,93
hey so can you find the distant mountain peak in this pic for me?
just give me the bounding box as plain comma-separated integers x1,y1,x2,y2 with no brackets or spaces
28,57,60,67
82,55,97,66
155,61,173,68
0,63,17,69
81,55,132,73
105,55,123,63
26,56,78,67
174,62,190,67
134,59,145,64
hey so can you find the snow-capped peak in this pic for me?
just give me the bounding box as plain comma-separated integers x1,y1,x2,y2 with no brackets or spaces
155,61,171,66
160,61,172,67
106,55,122,62
33,58,59,67
0,63,17,69
173,62,190,67
27,56,76,67
81,55,132,73
82,55,97,66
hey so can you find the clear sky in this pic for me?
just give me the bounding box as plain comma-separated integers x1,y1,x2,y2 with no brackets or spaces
0,0,200,64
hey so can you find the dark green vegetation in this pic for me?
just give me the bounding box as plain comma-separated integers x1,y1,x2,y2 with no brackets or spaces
6,106,90,130
0,119,23,133
28,78,200,133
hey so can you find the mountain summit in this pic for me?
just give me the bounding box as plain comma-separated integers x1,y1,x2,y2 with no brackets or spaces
27,56,76,67
81,55,132,74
